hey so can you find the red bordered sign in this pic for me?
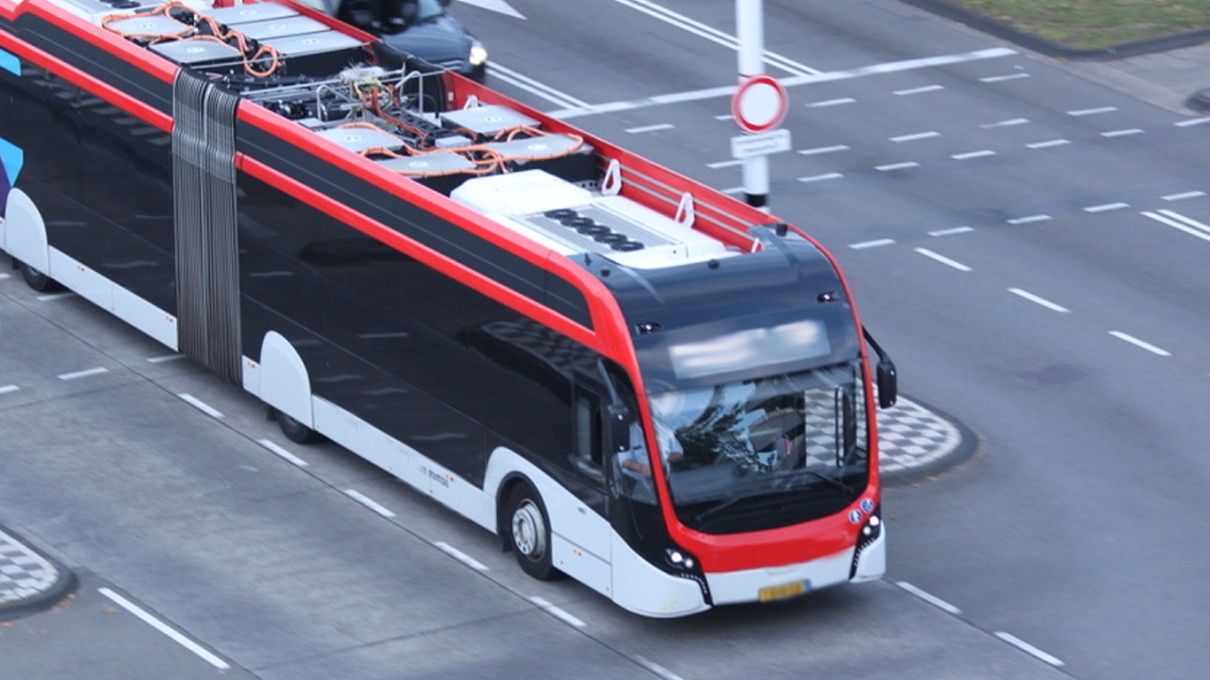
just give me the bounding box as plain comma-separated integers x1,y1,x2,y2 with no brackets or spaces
731,74,789,134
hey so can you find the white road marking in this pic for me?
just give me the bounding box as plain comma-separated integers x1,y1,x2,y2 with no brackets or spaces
713,114,733,120
896,581,961,614
259,439,308,467
875,161,920,171
1175,116,1210,127
995,632,1065,667
707,159,743,169
798,172,844,183
529,596,587,628
981,117,1029,128
849,239,896,249
146,353,186,364
99,588,230,670
625,123,674,133
1101,128,1144,138
1162,191,1206,201
798,144,850,156
951,150,996,160
1026,139,1070,149
458,0,525,19
981,72,1030,82
344,489,397,518
37,292,75,301
0,385,19,395
58,367,109,381
634,656,686,680
915,248,972,271
435,541,489,571
721,186,745,194
1142,210,1210,243
894,84,944,96
1067,106,1118,116
177,393,224,419
491,62,592,112
1009,288,1069,313
929,226,974,237
0,272,9,279
891,131,940,142
1109,331,1171,357
1007,214,1052,225
1083,202,1130,213
807,97,857,108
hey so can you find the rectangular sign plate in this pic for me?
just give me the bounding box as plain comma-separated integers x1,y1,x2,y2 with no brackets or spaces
731,129,792,159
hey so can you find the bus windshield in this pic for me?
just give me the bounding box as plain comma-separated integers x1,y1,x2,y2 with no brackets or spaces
649,361,868,534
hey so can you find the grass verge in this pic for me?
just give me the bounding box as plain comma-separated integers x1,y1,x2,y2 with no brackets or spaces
947,0,1210,49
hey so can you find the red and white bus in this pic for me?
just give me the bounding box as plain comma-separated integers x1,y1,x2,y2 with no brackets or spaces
0,0,896,617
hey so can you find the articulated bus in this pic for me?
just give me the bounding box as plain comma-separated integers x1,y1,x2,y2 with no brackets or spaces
0,0,897,617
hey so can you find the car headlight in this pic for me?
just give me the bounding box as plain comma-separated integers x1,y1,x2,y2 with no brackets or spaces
469,39,488,66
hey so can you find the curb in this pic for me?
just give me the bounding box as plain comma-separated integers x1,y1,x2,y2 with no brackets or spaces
880,395,978,486
0,523,78,622
898,0,1210,61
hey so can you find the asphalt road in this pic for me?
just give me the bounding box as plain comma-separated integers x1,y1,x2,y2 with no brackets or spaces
2,0,1209,678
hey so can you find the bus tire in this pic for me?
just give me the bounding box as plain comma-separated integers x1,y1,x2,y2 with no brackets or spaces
16,259,60,292
274,407,323,444
505,483,557,580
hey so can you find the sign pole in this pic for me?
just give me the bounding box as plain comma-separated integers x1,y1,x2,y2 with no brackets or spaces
737,0,769,212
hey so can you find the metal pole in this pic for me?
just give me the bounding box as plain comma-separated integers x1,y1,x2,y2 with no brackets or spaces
736,0,770,212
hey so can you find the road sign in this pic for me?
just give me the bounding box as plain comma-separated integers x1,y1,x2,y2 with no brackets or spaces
730,129,792,159
731,74,788,134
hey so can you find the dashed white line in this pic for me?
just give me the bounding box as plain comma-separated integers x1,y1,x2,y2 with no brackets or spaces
1162,191,1206,201
1101,128,1144,138
625,123,674,133
995,632,1065,667
915,248,972,271
344,489,397,518
1026,139,1070,149
706,159,743,169
721,186,744,195
1009,288,1069,313
981,72,1030,82
37,292,75,302
1109,331,1171,357
713,114,733,121
981,117,1029,128
891,131,940,142
58,367,109,381
1143,210,1210,243
896,581,961,615
529,596,586,628
1007,214,1052,225
147,353,186,364
798,144,849,156
806,97,856,108
634,656,686,680
798,172,844,183
0,272,9,280
490,62,592,112
435,541,489,571
259,439,308,467
849,239,896,250
894,84,944,96
1175,116,1210,127
951,150,996,160
1067,106,1118,116
929,226,974,237
99,588,230,670
0,385,19,395
1083,202,1130,213
177,393,224,419
876,161,920,171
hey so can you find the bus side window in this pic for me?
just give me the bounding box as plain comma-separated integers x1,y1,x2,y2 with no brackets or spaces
572,391,604,483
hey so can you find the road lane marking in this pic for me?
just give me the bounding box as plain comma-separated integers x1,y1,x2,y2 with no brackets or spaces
58,367,109,381
981,117,1029,128
915,248,972,271
798,172,844,183
849,239,896,249
259,439,308,467
0,385,19,395
721,186,744,194
1009,288,1069,312
995,632,1065,667
435,541,489,571
891,131,940,142
345,489,397,518
798,144,850,156
634,656,686,680
713,114,733,120
1109,331,1171,356
929,226,974,237
177,393,224,418
1142,210,1210,243
896,581,961,614
1026,139,1070,149
1101,128,1143,138
1175,117,1210,127
1007,214,1052,225
529,596,586,628
951,150,995,160
894,84,943,96
1067,106,1118,116
99,588,231,670
875,161,920,171
625,123,674,133
981,72,1030,82
1083,202,1129,213
491,62,592,112
1162,191,1206,201
147,354,186,364
37,292,75,301
707,159,742,169
807,97,856,108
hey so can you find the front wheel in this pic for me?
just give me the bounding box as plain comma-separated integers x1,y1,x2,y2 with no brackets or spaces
273,407,322,444
505,483,557,580
16,259,60,292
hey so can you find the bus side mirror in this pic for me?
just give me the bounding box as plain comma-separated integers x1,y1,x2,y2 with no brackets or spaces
608,404,632,453
876,359,897,409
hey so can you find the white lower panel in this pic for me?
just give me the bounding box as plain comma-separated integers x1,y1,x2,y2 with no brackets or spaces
49,249,111,310
852,528,886,582
551,533,611,597
610,532,709,618
112,285,177,350
706,548,854,605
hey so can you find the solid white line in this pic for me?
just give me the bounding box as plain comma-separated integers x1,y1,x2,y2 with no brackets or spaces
915,248,972,271
0,385,19,395
896,581,961,615
1007,214,1052,225
1101,128,1144,138
995,632,1065,667
344,489,397,518
1083,202,1130,213
98,588,230,670
490,62,591,111
876,161,920,171
981,72,1030,82
951,150,995,160
435,541,489,571
37,292,75,301
1142,210,1210,243
929,226,974,237
634,655,686,680
707,159,743,169
798,144,850,156
1175,117,1210,127
981,117,1029,128
849,239,896,249
1009,288,1069,312
146,354,186,364
1068,106,1118,116
529,596,586,628
894,84,944,96
891,131,940,142
625,123,674,133
58,367,109,381
1026,139,1070,149
798,172,844,183
1162,191,1206,201
807,97,857,108
259,439,308,467
1109,331,1171,357
1157,209,1210,235
177,393,224,419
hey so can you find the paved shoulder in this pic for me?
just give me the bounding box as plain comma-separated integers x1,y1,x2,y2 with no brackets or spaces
0,522,77,620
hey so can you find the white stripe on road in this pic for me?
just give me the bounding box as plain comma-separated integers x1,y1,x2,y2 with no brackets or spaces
344,489,397,518
1109,331,1171,357
929,226,974,237
875,161,920,171
807,97,856,108
798,172,844,183
894,84,944,96
707,159,743,169
146,354,186,364
1007,214,1052,225
981,72,1030,82
177,393,224,418
896,581,961,615
915,248,972,271
981,117,1029,128
798,144,850,156
1101,128,1144,138
1026,139,1070,149
1162,191,1206,201
529,596,586,628
1083,202,1130,213
1067,106,1118,116
1175,116,1210,127
0,385,19,395
491,62,592,112
1009,288,1069,313
1142,210,1210,243
951,150,995,160
259,439,308,467
58,367,109,381
625,123,674,133
995,632,1065,667
37,292,75,302
891,131,940,142
435,541,489,571
99,588,230,670
849,239,896,250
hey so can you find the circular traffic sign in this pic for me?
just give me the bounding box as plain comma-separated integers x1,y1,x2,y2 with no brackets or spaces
731,74,789,134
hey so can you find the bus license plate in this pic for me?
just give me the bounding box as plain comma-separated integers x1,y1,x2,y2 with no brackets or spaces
759,580,808,602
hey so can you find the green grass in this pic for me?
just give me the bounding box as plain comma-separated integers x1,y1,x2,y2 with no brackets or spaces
949,0,1210,49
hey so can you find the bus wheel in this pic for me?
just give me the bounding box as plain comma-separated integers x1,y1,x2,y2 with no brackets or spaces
273,408,322,444
16,259,60,292
506,484,556,580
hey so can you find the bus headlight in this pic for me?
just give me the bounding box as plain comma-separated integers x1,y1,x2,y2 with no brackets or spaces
469,39,488,67
665,548,696,570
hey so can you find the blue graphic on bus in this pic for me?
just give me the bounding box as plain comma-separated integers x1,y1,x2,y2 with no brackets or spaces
0,47,17,76
0,137,21,211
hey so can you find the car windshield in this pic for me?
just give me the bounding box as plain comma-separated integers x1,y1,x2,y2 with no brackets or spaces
414,0,447,21
649,361,869,534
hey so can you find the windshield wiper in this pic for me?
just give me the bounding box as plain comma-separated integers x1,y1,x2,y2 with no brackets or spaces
693,492,764,525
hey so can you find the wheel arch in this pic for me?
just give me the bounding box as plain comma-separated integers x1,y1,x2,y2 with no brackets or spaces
3,188,50,274
256,331,314,429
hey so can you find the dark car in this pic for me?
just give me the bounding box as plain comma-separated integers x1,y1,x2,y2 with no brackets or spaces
328,0,488,81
